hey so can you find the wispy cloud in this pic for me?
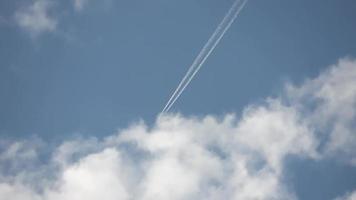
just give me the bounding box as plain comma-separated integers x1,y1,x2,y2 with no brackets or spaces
0,58,355,199
74,0,90,11
15,0,57,36
14,0,94,37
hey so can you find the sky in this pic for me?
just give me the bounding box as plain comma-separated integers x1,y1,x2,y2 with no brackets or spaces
0,0,356,200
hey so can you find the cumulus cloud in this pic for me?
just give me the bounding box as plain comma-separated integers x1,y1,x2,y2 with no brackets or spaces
15,0,57,36
0,58,356,200
286,58,356,162
0,114,305,200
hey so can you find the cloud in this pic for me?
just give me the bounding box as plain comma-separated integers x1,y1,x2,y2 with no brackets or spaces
74,0,90,11
335,190,356,200
0,58,355,199
15,0,57,36
286,58,356,163
13,0,100,38
0,114,303,200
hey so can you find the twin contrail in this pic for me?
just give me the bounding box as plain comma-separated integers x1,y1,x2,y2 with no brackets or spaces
160,0,248,115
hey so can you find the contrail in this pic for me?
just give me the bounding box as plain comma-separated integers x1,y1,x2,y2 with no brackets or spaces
160,0,248,115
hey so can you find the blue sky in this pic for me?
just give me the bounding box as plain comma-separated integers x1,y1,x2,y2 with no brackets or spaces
1,0,356,200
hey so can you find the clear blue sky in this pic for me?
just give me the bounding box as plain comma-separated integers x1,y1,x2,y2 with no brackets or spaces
1,0,356,199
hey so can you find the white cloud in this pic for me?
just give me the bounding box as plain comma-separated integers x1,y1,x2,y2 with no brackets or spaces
0,58,355,199
235,99,319,171
0,183,41,200
15,0,57,36
0,113,309,200
46,149,130,200
335,190,356,200
287,58,356,163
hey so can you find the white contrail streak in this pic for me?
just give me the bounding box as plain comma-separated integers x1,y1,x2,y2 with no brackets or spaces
160,0,248,115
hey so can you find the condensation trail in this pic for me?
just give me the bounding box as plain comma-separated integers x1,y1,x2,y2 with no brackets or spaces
163,0,247,113
160,0,248,115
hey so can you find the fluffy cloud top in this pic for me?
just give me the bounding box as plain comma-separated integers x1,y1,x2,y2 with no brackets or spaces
286,58,356,160
0,58,355,200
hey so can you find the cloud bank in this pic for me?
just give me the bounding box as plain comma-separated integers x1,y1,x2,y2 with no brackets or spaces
0,58,356,199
